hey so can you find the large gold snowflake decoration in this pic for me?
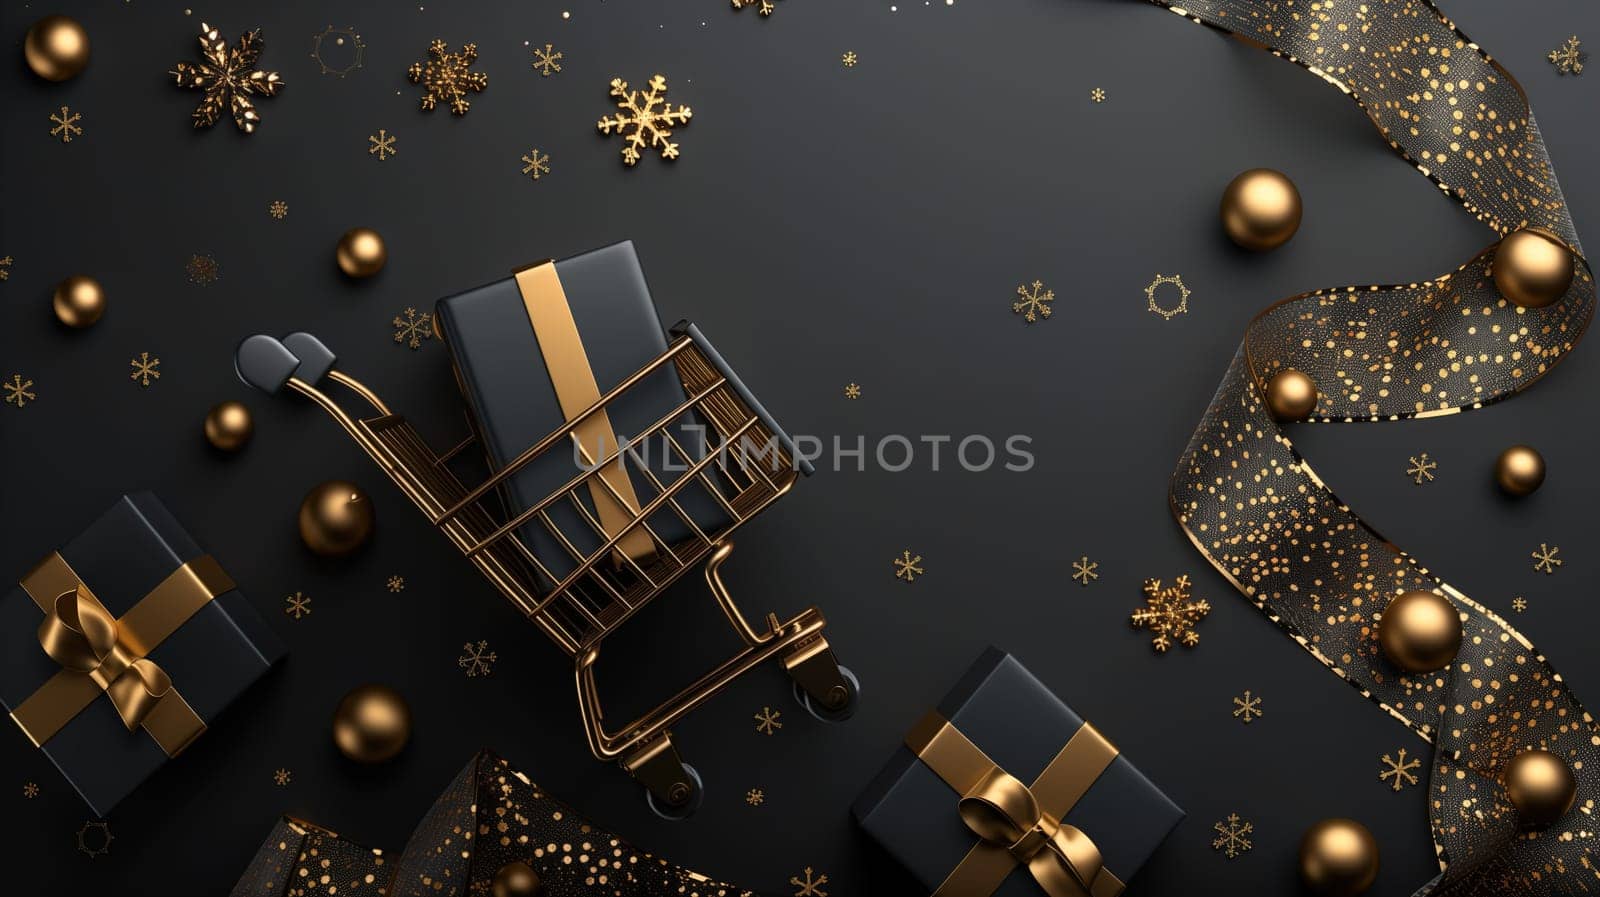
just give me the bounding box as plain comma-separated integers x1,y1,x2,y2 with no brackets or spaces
407,40,487,115
170,23,284,133
1130,575,1210,652
597,74,693,166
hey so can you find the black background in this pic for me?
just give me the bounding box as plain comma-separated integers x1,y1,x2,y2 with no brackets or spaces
3,1,1599,895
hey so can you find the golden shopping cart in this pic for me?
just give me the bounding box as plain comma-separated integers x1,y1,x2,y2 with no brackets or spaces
235,292,857,818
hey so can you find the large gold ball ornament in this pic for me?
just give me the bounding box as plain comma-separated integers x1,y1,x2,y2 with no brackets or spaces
1494,444,1546,497
297,480,375,556
51,275,106,328
203,401,254,452
491,861,544,897
1378,590,1463,673
1220,168,1303,251
1298,818,1380,897
335,227,388,278
331,684,412,763
1265,368,1318,421
1493,228,1574,309
1503,749,1577,830
24,15,91,82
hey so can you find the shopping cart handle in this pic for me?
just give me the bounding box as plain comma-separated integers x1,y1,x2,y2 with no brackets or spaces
234,332,337,394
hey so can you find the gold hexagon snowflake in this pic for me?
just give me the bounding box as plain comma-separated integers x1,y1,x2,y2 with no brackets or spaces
1131,575,1210,652
407,40,488,115
597,74,693,166
170,22,284,133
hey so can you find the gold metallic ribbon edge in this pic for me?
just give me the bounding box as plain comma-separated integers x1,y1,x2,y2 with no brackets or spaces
1136,0,1599,892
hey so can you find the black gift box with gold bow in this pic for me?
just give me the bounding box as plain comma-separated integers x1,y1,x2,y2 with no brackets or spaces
854,648,1183,897
0,493,284,816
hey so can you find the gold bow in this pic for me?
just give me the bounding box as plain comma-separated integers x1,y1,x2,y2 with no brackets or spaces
907,711,1125,897
9,551,231,757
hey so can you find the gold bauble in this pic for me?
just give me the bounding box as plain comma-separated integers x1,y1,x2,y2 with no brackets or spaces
331,684,412,763
203,401,254,452
1493,228,1574,309
1503,749,1577,830
1298,818,1380,897
491,861,544,897
24,15,91,82
1221,168,1303,251
1265,368,1318,421
52,275,106,328
297,480,375,556
335,227,388,278
1378,590,1462,673
1494,444,1546,497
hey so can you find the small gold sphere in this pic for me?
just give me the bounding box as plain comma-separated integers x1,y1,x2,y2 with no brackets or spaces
1265,369,1318,421
297,480,375,556
203,401,254,452
1378,590,1463,673
1503,749,1577,830
1493,228,1574,309
24,15,91,82
491,861,544,897
1221,168,1303,251
1298,818,1380,897
335,227,388,278
331,684,412,764
1494,444,1546,497
52,275,106,328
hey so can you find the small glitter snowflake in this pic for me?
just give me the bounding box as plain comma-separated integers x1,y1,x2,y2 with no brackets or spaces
1512,596,1528,613
1090,87,1106,102
268,200,288,219
790,867,829,897
1532,543,1563,574
520,148,550,180
186,253,220,285
733,0,779,16
49,106,83,143
129,353,161,387
368,128,397,160
408,40,488,115
284,592,311,619
170,23,284,132
893,550,924,583
531,42,563,76
1145,274,1190,319
1072,556,1099,586
755,706,783,735
393,307,435,349
1380,747,1421,791
77,821,113,858
23,782,39,799
1211,814,1253,858
745,788,765,806
1012,280,1054,323
597,74,693,166
4,375,36,409
1406,453,1437,484
272,768,292,786
1131,575,1211,652
458,640,497,677
844,383,862,399
1549,36,1585,75
387,575,406,593
842,51,858,67
1231,690,1263,723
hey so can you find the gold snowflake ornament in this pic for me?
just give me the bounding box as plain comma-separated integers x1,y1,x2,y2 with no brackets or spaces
368,129,397,160
893,550,925,582
458,640,497,677
171,23,284,133
754,706,783,735
4,374,35,409
521,148,550,181
531,43,563,76
129,353,161,387
1231,690,1262,723
1013,280,1054,322
1131,575,1210,652
1211,814,1253,858
408,40,488,115
598,75,693,166
393,307,434,349
50,106,83,143
1072,556,1099,586
745,788,765,806
1379,747,1421,791
1406,453,1437,484
1532,543,1563,574
790,867,829,897
733,0,779,15
284,592,311,619
1549,36,1585,75
272,768,292,786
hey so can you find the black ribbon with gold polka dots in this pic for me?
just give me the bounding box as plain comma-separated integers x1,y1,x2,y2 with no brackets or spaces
1136,1,1598,893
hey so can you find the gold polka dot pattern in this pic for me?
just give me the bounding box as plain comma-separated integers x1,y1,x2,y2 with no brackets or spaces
228,751,753,897
1138,1,1596,894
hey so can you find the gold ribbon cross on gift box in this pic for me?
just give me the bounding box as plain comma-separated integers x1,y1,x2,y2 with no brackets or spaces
9,551,232,757
908,711,1125,897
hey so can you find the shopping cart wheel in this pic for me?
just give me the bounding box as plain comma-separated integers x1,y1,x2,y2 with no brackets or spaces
793,665,860,723
643,763,703,821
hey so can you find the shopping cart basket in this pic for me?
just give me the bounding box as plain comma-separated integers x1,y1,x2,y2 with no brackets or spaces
234,319,857,817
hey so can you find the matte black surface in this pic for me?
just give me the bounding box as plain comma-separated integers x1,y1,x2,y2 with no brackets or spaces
3,1,1599,895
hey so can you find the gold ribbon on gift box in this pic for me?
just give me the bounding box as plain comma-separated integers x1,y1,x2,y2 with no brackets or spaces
907,711,1125,897
8,551,232,757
